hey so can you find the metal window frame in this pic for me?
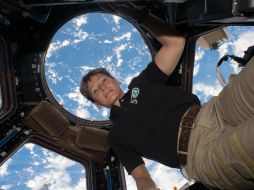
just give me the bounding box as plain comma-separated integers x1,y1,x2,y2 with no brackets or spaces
0,36,16,123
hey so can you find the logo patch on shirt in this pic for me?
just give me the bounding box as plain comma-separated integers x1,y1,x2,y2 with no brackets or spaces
130,87,139,104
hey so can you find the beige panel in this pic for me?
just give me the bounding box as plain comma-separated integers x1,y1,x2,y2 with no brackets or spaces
197,28,229,49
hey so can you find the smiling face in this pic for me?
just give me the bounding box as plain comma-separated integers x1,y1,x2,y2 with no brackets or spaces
87,74,124,108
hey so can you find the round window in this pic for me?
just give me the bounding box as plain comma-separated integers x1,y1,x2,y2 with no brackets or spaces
45,12,151,121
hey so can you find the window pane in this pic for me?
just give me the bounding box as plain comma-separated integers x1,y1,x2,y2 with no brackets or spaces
193,26,254,103
125,159,188,190
0,143,86,190
45,13,151,121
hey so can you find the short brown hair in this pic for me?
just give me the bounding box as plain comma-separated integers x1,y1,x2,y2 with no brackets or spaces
80,68,114,102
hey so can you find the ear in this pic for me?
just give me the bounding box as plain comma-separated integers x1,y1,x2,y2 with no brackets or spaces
116,79,121,85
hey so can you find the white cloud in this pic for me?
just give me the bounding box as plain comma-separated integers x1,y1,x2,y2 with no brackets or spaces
102,108,109,117
233,30,254,57
231,30,254,72
132,27,138,33
98,55,114,68
45,154,75,170
24,166,36,175
112,15,121,32
103,40,112,44
33,161,40,166
80,65,96,75
24,143,39,157
218,42,230,58
195,47,205,62
25,146,86,190
113,32,132,42
130,43,150,57
113,44,127,67
72,15,88,28
0,159,12,177
193,82,223,102
72,30,89,44
45,62,63,84
64,86,96,119
124,160,188,190
46,15,91,59
124,72,139,85
124,170,137,190
65,87,90,107
26,170,73,190
76,107,91,119
193,62,200,77
106,56,113,62
193,47,205,76
24,143,35,152
47,40,71,58
55,94,65,105
98,33,132,68
0,184,13,190
113,15,121,25
73,178,87,190
150,164,187,190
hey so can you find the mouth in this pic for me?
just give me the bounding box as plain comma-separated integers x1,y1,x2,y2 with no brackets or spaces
105,90,113,99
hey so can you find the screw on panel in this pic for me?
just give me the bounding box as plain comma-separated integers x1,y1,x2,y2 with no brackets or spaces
20,112,25,118
111,156,115,162
35,88,40,92
32,64,36,69
23,130,31,135
0,151,7,157
37,66,40,73
15,77,19,86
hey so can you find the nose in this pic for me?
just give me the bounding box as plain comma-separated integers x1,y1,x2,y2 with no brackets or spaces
99,84,106,92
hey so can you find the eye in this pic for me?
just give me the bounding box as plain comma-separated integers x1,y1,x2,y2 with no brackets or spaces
93,89,98,95
103,78,107,83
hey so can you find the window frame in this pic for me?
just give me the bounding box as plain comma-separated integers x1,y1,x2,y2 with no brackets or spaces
0,140,90,190
40,10,156,127
0,36,16,121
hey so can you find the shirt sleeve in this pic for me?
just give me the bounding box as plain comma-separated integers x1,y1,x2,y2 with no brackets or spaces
145,61,168,83
129,62,168,89
108,135,144,175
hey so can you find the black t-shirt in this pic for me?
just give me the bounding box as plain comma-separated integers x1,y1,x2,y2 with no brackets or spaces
108,61,200,174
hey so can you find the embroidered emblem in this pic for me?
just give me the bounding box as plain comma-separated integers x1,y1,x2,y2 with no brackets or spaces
130,87,139,104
